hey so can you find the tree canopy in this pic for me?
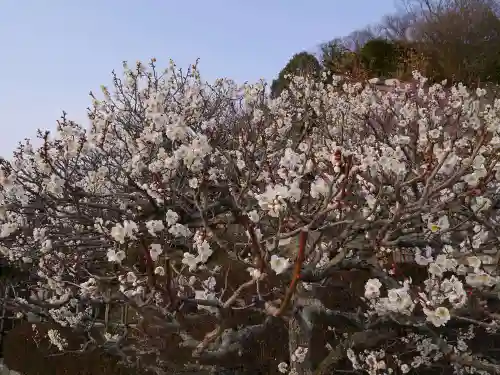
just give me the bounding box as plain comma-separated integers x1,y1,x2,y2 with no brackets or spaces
271,52,321,98
272,0,500,87
2,58,500,375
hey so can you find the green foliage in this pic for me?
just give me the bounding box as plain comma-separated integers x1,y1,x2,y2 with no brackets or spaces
271,52,321,98
319,39,369,81
359,39,399,78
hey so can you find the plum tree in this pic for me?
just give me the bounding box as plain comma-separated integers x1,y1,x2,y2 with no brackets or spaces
1,59,500,375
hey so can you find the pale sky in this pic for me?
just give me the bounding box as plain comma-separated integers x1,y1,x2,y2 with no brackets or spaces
0,0,398,158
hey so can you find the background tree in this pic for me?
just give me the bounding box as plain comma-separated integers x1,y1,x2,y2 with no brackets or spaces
342,26,378,51
359,39,400,78
393,0,500,84
319,38,348,75
270,52,321,98
279,0,500,88
377,12,419,41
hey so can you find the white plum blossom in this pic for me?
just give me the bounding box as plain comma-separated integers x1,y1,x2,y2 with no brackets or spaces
188,178,199,189
168,223,191,237
126,271,137,283
154,266,165,276
110,220,138,243
424,306,451,327
107,249,126,263
364,278,382,299
466,256,482,270
427,215,450,233
471,196,492,213
196,240,213,263
414,247,433,266
247,210,260,223
247,267,263,280
277,362,288,374
466,271,497,288
270,254,290,274
111,223,126,244
47,329,68,351
291,346,308,364
149,243,163,261
145,220,165,236
165,209,179,226
255,182,301,217
182,252,198,271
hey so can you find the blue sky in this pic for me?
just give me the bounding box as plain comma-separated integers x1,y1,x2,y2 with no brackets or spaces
0,0,397,157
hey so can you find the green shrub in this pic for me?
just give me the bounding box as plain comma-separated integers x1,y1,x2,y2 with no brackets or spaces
359,39,398,78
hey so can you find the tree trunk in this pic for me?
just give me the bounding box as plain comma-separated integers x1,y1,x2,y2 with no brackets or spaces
288,314,312,375
288,284,314,375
